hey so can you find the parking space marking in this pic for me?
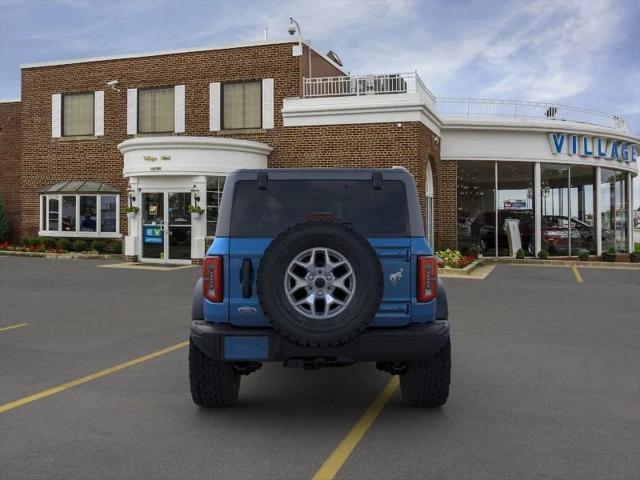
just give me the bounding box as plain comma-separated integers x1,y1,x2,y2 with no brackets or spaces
571,266,584,283
0,323,28,333
0,341,188,414
312,376,399,480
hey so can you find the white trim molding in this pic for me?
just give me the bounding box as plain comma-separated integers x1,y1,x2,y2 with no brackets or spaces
118,136,272,178
282,93,442,135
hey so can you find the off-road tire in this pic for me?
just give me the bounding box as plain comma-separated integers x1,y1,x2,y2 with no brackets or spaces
399,338,451,407
257,221,383,347
189,337,240,407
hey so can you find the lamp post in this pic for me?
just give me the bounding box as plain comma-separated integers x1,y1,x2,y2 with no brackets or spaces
288,17,312,80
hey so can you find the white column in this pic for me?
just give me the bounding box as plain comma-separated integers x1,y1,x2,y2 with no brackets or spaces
191,175,207,260
94,91,104,136
209,83,221,131
534,162,541,256
174,85,186,133
628,172,634,253
124,177,140,259
51,94,62,138
595,167,602,255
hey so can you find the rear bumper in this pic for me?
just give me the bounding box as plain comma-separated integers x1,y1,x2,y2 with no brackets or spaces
190,320,450,363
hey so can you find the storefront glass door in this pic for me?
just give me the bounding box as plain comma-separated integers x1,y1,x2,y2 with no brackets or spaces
141,192,191,263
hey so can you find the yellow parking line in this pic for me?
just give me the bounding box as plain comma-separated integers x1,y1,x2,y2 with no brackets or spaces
312,376,399,480
571,266,584,284
0,341,188,414
0,323,28,333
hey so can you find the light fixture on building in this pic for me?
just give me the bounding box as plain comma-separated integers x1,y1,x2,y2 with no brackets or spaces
288,17,312,78
127,187,136,204
191,185,200,203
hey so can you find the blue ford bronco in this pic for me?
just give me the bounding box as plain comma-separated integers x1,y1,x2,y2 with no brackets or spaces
190,168,451,407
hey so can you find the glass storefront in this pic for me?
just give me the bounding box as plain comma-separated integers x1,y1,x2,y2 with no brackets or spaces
570,165,596,255
457,161,496,256
497,162,534,256
458,161,630,257
601,168,629,253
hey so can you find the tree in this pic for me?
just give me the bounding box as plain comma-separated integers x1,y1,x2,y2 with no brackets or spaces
0,193,9,242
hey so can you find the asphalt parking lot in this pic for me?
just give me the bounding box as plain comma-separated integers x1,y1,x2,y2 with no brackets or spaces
1,257,639,480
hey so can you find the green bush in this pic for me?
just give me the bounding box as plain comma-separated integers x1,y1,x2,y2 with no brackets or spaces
72,239,88,252
467,246,479,258
90,240,106,253
577,249,590,261
515,248,525,259
22,237,39,248
537,249,549,260
630,252,640,263
107,239,122,254
40,237,57,249
0,194,9,242
58,238,74,252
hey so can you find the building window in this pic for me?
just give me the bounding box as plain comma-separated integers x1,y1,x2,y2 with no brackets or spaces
206,176,226,236
101,195,118,233
457,161,496,256
62,196,76,232
62,92,94,136
40,193,119,237
138,87,174,133
497,162,534,257
222,81,261,129
79,196,97,232
601,168,629,253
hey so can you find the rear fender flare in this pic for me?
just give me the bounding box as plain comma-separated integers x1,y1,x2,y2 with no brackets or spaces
192,278,204,320
436,278,448,320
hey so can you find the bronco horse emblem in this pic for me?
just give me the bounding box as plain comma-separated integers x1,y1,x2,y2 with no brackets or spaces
389,268,404,286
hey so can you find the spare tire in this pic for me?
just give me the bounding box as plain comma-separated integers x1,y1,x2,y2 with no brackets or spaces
257,222,383,347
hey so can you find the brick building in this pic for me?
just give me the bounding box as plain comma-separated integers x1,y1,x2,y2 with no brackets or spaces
0,38,638,262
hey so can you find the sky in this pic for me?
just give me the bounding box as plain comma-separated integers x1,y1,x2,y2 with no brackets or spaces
1,0,639,204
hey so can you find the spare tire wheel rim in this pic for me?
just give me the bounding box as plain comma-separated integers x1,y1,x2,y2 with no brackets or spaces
284,247,356,319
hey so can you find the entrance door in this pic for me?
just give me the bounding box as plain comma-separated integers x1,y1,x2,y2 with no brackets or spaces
141,192,192,263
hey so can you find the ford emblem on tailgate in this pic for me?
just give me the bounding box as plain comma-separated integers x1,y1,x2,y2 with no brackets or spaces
237,306,257,314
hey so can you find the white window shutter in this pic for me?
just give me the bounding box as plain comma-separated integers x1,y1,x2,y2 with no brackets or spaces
209,82,221,131
94,91,104,136
174,85,185,133
51,94,62,138
262,78,274,129
127,88,137,135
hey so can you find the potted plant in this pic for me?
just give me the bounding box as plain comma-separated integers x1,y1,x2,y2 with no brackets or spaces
577,249,590,261
188,204,204,219
629,248,640,263
602,246,617,262
515,248,525,259
125,206,139,220
537,249,549,260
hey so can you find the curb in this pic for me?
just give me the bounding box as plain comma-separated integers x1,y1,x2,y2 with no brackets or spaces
488,258,640,269
438,259,484,276
0,250,120,260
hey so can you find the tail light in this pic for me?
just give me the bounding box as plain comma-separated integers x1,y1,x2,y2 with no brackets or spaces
203,256,223,302
417,256,438,302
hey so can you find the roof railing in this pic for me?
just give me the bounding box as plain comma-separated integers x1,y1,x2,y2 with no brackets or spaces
303,72,436,102
435,97,628,132
302,74,628,132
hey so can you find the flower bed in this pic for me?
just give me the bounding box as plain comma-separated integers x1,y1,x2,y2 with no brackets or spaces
0,237,122,255
435,248,477,269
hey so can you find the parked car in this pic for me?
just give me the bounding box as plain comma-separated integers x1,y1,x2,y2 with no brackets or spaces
538,215,596,254
190,168,450,407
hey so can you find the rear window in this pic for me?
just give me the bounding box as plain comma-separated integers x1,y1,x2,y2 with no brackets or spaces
230,179,410,237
